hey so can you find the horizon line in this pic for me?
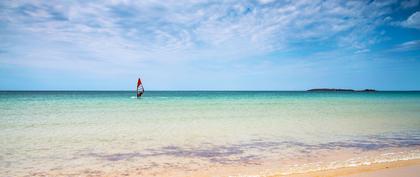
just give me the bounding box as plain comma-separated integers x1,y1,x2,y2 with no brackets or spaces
1,89,420,92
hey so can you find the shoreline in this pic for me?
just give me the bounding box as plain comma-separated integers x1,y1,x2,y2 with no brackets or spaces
24,158,420,177
274,159,420,177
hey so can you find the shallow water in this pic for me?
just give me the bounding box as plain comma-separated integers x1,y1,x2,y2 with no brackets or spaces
1,91,420,176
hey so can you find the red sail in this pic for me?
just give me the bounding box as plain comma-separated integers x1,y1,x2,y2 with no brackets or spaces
137,78,142,88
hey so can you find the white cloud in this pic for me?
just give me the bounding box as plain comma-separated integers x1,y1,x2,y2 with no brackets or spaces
392,40,420,51
0,0,400,70
401,11,420,29
257,0,276,4
355,49,370,54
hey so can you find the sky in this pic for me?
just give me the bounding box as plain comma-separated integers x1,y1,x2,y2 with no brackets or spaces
1,0,420,90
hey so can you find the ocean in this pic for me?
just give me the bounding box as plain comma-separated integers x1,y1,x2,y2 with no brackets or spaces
1,91,420,176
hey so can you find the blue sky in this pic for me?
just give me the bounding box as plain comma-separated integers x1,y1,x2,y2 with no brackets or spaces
1,0,420,90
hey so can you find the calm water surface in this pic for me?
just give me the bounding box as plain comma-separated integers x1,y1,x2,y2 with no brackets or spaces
1,91,420,176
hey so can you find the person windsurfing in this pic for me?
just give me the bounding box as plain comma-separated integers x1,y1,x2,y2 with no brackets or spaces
137,78,144,98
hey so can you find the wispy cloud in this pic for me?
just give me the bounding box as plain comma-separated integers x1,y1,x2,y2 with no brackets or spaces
392,40,420,51
400,11,420,29
1,0,400,61
1,0,419,90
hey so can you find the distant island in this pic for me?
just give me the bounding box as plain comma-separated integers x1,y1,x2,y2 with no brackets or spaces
307,88,377,92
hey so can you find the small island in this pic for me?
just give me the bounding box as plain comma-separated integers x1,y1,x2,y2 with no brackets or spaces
307,88,377,92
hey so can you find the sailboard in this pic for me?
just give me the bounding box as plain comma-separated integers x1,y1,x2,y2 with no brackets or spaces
137,78,144,98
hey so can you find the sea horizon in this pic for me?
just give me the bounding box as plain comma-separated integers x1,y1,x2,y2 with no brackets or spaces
2,90,420,92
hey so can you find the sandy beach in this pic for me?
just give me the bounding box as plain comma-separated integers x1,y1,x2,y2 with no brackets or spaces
346,163,420,177
280,159,420,177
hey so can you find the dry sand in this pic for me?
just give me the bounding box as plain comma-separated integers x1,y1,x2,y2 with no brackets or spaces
346,164,420,177
275,159,420,177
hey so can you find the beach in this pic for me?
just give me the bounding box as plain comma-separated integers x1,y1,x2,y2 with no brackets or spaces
282,159,420,177
1,91,420,176
345,161,420,177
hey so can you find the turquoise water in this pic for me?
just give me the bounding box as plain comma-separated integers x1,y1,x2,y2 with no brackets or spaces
1,91,420,176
